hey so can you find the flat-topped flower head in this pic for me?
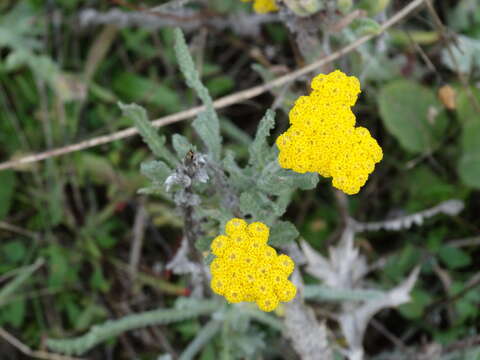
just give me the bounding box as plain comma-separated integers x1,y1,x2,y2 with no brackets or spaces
209,218,297,312
241,0,278,13
276,70,383,195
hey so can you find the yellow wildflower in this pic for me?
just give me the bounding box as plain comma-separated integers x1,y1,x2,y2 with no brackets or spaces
209,218,297,312
276,70,383,195
241,0,278,13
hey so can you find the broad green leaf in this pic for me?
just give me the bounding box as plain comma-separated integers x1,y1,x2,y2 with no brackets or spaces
378,79,447,153
441,35,480,74
438,246,471,269
0,170,15,220
119,102,177,166
174,28,221,161
249,109,276,169
399,289,433,320
269,221,299,246
456,88,480,188
404,166,458,212
458,153,480,188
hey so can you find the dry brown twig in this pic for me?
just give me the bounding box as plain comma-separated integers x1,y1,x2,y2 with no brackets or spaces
0,0,427,172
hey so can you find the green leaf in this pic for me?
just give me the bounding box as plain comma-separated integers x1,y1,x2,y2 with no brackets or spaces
173,28,221,161
458,153,480,189
358,0,390,15
172,134,196,159
119,102,177,166
441,35,480,74
378,79,447,153
2,241,26,262
404,166,458,212
220,117,252,146
203,253,215,265
257,161,318,195
1,300,26,328
0,170,15,220
0,258,43,307
249,109,276,169
456,88,480,188
90,264,110,292
399,289,433,320
351,18,382,35
206,75,234,97
113,73,180,112
239,191,264,220
193,112,222,162
223,151,251,190
141,160,172,184
438,246,471,269
269,221,299,246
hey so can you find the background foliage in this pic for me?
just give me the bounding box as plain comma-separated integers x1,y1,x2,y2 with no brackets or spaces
0,0,479,359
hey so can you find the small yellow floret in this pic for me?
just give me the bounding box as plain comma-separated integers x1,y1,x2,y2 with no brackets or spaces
257,293,279,312
241,0,278,13
275,254,295,276
276,280,297,302
209,218,297,312
276,70,383,195
225,218,247,235
210,235,230,257
211,275,228,296
247,222,270,242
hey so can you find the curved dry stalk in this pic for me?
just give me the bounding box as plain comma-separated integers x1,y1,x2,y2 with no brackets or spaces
0,0,427,172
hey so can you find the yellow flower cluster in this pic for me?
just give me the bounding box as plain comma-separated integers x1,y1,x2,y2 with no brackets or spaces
241,0,278,13
210,218,296,312
276,70,383,195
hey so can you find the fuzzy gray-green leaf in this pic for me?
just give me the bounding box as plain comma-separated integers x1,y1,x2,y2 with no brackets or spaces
47,300,218,355
174,28,222,161
119,102,177,166
172,134,196,159
239,191,265,220
193,111,222,162
140,160,171,185
269,221,299,246
223,151,251,190
249,109,276,169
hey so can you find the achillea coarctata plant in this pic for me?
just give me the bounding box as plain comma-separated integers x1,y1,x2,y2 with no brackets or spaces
241,0,278,13
276,70,383,195
209,218,296,312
